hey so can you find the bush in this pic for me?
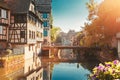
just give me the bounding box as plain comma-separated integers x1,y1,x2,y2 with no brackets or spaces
90,60,120,80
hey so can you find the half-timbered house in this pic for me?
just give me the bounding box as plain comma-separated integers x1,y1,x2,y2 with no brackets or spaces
4,0,43,79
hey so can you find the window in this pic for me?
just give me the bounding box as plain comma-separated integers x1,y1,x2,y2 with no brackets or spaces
34,32,35,39
29,30,31,39
43,21,48,27
28,66,30,72
42,13,48,18
32,31,34,39
44,30,48,36
20,31,25,38
29,45,30,51
31,5,34,12
1,9,6,18
0,26,3,34
41,33,43,38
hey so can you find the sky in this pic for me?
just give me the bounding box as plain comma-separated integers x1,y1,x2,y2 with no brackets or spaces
52,0,103,32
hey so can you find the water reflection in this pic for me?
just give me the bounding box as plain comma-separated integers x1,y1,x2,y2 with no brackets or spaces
52,63,91,80
0,55,43,80
0,49,102,80
42,49,101,80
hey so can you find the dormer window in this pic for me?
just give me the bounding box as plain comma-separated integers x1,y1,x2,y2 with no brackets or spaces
30,4,34,13
31,6,34,12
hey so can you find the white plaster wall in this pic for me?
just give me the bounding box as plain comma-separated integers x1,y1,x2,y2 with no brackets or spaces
24,45,34,59
24,43,43,73
24,58,33,74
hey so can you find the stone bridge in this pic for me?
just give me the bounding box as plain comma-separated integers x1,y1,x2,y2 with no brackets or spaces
41,46,101,58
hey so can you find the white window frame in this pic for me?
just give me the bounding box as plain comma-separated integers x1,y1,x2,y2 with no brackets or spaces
1,9,6,18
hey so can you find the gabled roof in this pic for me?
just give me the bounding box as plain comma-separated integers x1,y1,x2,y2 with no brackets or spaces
4,0,31,13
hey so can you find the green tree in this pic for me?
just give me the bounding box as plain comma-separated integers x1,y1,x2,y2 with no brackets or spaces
83,0,101,47
86,0,98,21
50,26,61,42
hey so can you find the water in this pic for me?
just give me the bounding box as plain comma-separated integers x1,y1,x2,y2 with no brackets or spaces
0,49,102,80
52,63,91,80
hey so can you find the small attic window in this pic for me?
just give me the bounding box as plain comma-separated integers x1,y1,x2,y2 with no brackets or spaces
31,4,34,12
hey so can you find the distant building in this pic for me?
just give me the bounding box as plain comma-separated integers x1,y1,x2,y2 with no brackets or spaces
67,30,77,45
57,30,77,46
35,0,52,45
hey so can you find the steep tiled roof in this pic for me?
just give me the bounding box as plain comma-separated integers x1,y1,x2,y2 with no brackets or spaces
35,0,51,12
4,0,31,13
36,5,51,13
36,0,51,5
0,1,9,9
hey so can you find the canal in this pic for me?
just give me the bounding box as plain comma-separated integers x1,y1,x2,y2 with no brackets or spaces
0,48,116,80
52,63,91,80
42,49,102,80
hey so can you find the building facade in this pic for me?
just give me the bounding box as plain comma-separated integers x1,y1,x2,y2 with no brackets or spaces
0,0,44,80
35,0,52,45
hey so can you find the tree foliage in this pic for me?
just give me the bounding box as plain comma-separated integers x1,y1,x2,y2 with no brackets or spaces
50,26,61,42
82,0,120,47
86,0,98,21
